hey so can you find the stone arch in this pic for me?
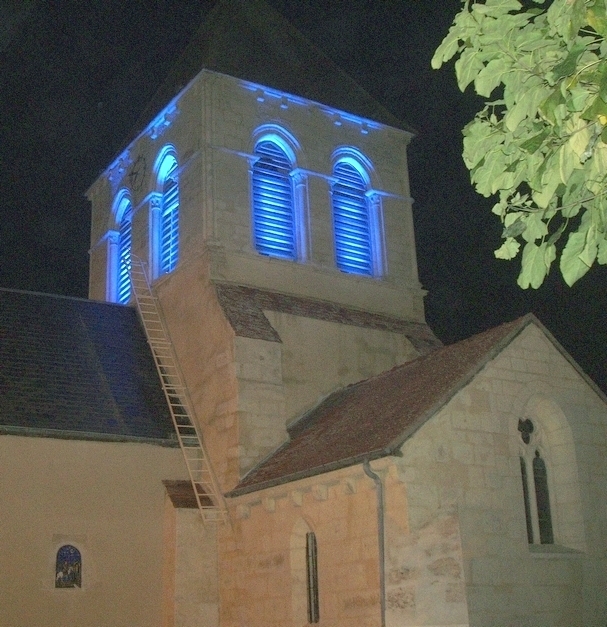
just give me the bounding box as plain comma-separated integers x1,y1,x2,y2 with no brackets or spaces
516,392,585,551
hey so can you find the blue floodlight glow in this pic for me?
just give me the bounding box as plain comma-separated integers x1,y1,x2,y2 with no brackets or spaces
153,146,180,276
160,159,179,273
332,161,373,276
252,140,296,260
117,205,133,304
147,102,178,140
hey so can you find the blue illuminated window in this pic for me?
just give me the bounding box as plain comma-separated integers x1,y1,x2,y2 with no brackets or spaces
117,204,133,304
252,140,296,260
332,161,374,276
160,159,179,273
155,150,179,276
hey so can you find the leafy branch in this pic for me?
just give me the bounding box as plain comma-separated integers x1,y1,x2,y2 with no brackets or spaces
432,0,607,287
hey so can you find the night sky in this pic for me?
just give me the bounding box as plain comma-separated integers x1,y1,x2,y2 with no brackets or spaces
2,0,606,391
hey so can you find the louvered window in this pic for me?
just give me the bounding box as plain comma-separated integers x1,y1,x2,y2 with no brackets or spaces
160,161,179,273
252,140,296,260
117,206,132,305
332,162,373,275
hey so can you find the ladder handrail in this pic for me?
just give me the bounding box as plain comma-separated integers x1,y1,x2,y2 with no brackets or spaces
129,256,227,524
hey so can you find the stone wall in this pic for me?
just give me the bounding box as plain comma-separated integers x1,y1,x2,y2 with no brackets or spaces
0,435,188,627
220,465,388,627
396,324,607,627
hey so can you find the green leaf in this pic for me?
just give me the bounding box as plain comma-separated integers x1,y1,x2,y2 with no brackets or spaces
532,154,562,208
540,88,566,124
475,57,510,97
550,44,586,81
495,237,521,259
431,28,463,69
455,47,487,92
520,129,549,153
502,217,527,237
522,211,549,242
560,216,594,285
567,117,593,159
581,93,607,121
558,141,577,185
598,235,607,264
517,241,550,288
463,119,503,169
547,221,566,245
588,1,607,37
472,147,509,196
504,81,549,132
472,0,522,16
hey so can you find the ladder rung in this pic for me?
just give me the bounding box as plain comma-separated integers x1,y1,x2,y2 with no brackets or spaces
129,256,226,525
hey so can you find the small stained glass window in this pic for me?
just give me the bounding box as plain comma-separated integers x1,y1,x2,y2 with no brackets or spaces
55,544,82,588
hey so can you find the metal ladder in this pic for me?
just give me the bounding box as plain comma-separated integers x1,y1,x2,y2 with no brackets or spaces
129,256,227,524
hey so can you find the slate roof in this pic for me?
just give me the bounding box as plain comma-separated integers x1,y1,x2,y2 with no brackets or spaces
0,289,176,444
131,0,411,141
214,283,441,355
227,315,547,496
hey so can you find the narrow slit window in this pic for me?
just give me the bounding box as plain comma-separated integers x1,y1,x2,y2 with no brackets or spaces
520,456,534,544
533,451,554,544
252,140,296,260
306,531,319,623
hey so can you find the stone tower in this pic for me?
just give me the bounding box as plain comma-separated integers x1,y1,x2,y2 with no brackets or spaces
86,0,438,490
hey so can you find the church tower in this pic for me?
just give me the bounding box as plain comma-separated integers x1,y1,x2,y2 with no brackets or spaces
86,0,438,491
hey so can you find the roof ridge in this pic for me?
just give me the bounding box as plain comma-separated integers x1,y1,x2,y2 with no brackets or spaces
127,0,412,146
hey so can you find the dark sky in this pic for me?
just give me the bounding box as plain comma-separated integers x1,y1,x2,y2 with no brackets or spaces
2,0,606,392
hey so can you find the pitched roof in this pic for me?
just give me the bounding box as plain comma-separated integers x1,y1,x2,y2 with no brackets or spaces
0,289,176,444
132,0,410,139
227,315,547,496
214,283,441,354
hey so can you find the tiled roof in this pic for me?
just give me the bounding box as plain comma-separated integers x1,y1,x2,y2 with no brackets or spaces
163,480,211,508
228,315,538,496
214,283,441,354
130,0,412,143
0,289,176,443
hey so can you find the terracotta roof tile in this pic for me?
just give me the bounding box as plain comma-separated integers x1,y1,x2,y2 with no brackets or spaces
163,480,212,508
228,315,536,496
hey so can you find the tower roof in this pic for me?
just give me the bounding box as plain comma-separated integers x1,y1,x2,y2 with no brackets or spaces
132,0,411,138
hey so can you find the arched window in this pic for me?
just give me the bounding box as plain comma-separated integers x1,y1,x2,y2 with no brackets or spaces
55,544,82,588
117,203,133,304
108,192,133,305
252,139,296,260
331,153,382,276
518,418,554,545
154,149,179,276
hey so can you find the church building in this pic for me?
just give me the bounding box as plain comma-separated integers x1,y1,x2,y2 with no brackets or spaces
2,2,607,626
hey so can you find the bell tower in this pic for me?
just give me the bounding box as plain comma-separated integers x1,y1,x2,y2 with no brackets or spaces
86,0,438,489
